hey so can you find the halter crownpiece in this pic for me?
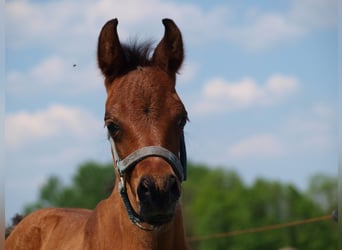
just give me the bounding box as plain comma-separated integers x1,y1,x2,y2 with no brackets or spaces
109,134,187,230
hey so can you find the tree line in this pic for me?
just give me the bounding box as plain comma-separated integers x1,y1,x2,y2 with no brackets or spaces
23,161,338,250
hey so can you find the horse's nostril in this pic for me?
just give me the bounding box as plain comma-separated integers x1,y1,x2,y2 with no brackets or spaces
137,176,154,201
139,183,150,197
166,175,181,201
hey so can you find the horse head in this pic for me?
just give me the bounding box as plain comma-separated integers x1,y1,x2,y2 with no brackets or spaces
98,18,187,229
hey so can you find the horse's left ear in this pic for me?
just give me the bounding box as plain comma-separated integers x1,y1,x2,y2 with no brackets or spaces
152,19,184,76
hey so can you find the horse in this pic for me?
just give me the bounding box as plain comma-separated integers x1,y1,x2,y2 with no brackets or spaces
6,18,189,250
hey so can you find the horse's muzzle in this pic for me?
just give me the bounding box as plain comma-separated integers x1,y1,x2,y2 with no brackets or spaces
137,175,181,226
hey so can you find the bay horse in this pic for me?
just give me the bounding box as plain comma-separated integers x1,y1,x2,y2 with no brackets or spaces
6,18,189,250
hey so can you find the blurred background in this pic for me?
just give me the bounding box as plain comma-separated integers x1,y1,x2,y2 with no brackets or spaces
5,0,338,249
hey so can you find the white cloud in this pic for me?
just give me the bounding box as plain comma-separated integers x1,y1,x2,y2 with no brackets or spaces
193,74,299,114
5,0,211,50
226,103,336,161
7,56,102,97
265,75,298,96
6,0,336,52
289,0,337,29
227,133,284,159
178,62,199,84
30,57,65,84
283,103,336,152
225,0,336,50
226,13,304,50
5,105,103,150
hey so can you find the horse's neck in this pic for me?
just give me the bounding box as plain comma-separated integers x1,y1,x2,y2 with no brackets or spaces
87,187,188,250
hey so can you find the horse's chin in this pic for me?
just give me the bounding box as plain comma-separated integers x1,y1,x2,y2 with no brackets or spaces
142,213,175,226
139,205,177,227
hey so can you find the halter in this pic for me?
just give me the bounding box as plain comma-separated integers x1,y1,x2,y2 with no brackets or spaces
109,133,187,230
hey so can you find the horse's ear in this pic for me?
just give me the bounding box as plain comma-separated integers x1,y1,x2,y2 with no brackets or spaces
152,19,184,76
97,18,125,85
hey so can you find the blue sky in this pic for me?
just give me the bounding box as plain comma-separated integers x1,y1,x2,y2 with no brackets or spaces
5,0,337,222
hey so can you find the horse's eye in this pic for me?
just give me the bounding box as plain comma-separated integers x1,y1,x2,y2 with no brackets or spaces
107,122,120,137
178,116,188,129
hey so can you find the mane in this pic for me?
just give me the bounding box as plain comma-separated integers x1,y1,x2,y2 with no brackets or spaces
121,40,154,72
5,214,24,239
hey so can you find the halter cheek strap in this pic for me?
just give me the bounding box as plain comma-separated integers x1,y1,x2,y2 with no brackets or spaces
109,135,187,230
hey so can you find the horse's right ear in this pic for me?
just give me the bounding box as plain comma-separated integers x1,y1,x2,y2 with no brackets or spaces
97,19,125,87
152,19,184,77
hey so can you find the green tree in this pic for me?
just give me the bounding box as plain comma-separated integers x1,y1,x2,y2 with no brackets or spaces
24,161,114,214
183,165,247,250
182,165,338,250
307,174,337,212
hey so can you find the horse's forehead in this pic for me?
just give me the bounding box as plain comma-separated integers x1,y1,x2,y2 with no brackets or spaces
106,68,178,105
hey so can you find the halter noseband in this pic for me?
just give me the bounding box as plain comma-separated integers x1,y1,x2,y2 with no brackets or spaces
109,133,187,230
